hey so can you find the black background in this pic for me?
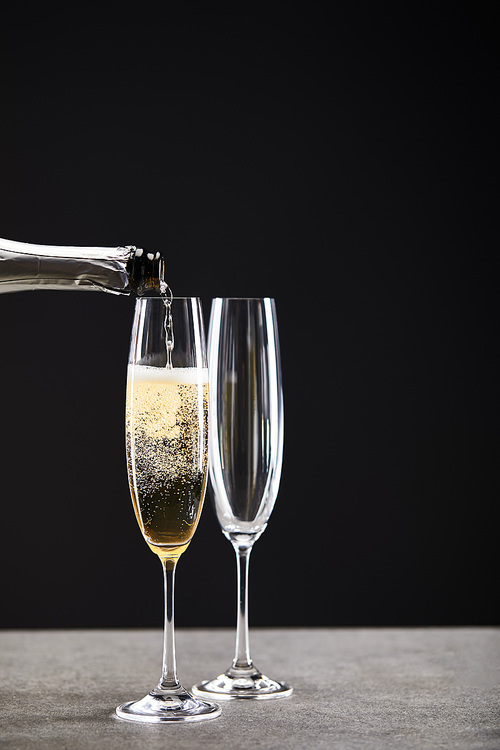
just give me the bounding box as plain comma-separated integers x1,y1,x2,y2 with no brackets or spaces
1,2,497,629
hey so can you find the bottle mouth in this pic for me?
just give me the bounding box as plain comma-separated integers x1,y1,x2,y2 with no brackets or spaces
128,246,165,296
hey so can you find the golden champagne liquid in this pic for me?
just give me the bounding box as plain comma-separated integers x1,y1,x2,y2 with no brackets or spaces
126,365,209,561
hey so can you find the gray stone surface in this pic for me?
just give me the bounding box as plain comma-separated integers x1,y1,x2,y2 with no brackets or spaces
0,628,498,749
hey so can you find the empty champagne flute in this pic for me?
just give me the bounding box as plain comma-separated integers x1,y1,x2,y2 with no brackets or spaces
116,296,221,723
192,298,292,700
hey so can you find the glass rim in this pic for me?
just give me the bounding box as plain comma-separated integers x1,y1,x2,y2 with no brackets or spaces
137,295,201,300
212,297,275,301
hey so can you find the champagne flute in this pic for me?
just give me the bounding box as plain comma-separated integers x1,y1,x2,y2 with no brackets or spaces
192,298,292,700
116,296,221,723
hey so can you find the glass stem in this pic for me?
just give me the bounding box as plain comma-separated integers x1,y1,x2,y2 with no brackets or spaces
157,558,180,691
231,542,254,672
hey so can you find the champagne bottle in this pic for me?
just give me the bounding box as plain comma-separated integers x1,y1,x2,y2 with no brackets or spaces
0,237,165,296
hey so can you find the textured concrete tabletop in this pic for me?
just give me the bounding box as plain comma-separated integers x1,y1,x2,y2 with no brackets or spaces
0,628,498,749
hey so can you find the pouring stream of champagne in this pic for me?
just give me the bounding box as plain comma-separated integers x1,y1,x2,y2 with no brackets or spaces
160,280,174,369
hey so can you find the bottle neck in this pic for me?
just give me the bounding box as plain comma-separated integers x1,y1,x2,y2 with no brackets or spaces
0,238,164,295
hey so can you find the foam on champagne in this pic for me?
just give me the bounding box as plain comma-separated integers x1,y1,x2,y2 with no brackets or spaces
128,364,208,384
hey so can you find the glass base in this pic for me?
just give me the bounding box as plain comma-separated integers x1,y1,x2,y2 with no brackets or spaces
116,686,221,723
192,665,293,701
